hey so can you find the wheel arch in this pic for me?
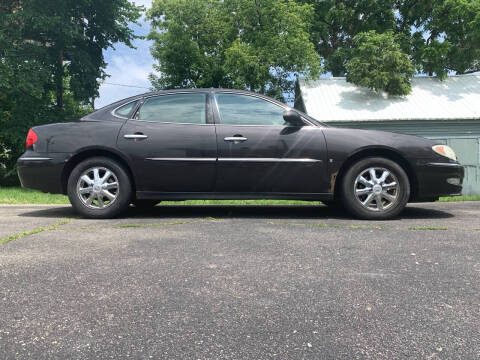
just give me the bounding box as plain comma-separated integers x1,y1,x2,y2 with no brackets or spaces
61,147,135,195
333,147,418,201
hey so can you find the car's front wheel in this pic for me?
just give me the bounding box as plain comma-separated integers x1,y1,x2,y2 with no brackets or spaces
67,157,132,219
340,157,410,220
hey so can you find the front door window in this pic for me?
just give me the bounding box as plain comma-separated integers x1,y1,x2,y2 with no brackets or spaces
215,94,287,126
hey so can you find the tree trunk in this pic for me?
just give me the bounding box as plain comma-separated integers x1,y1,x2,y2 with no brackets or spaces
56,50,64,110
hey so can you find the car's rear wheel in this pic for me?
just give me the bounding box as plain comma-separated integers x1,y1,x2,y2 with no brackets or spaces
340,157,410,220
67,157,132,219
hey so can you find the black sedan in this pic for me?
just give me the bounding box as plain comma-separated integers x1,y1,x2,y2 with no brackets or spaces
17,89,464,219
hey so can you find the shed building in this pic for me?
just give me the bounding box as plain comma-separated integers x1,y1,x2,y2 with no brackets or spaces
295,75,480,195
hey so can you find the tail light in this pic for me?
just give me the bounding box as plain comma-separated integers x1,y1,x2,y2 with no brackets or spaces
26,129,38,148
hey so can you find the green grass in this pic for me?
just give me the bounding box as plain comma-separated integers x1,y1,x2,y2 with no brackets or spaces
408,226,449,231
114,220,200,228
0,187,478,205
0,219,71,245
0,187,69,205
438,195,480,202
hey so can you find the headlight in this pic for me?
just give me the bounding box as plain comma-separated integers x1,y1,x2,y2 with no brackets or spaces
432,145,457,161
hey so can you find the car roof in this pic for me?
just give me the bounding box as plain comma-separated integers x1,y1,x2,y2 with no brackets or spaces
134,88,262,95
123,88,277,101
98,88,276,109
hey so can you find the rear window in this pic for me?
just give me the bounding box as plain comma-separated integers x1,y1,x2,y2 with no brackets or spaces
114,100,138,118
136,93,206,124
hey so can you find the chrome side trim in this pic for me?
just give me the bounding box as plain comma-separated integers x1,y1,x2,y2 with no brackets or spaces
218,158,322,163
127,119,214,126
426,162,464,168
146,157,217,162
19,157,53,161
144,157,322,163
214,124,316,128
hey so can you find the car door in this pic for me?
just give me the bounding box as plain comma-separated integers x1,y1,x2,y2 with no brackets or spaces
117,92,217,193
213,92,328,193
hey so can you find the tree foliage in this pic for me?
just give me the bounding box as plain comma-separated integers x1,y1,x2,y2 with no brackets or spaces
296,0,396,77
346,31,414,95
298,0,480,94
148,0,480,97
0,0,142,185
147,0,321,100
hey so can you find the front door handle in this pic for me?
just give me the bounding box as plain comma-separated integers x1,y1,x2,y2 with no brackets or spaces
224,136,248,143
124,133,148,140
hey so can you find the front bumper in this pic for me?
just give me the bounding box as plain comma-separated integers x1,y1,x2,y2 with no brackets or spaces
414,162,464,200
17,153,68,194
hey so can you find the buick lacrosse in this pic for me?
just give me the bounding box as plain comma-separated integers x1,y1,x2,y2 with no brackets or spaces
18,89,464,219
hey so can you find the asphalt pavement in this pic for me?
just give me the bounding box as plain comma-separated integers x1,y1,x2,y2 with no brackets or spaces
0,202,479,359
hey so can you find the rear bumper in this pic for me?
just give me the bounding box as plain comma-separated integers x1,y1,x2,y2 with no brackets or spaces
414,162,464,200
17,153,68,194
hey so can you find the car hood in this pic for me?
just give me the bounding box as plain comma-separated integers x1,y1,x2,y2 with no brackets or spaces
322,127,440,161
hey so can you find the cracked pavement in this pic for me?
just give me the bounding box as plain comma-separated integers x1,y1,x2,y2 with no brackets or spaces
0,202,479,359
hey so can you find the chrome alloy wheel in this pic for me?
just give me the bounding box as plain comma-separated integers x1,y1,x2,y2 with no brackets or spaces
354,167,399,212
76,167,119,209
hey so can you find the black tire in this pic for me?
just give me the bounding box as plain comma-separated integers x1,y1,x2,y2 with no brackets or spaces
340,157,410,220
132,200,160,208
67,157,132,219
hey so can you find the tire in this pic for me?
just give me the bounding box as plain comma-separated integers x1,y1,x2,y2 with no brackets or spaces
67,157,132,219
132,200,160,208
340,157,410,220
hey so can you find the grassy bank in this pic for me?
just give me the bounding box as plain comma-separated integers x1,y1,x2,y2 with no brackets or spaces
0,187,479,205
0,187,69,204
438,195,480,202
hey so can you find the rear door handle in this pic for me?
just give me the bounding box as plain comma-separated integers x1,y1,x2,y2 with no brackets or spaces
224,137,248,143
124,134,148,140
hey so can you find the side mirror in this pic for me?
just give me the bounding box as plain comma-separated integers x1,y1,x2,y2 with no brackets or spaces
283,109,304,127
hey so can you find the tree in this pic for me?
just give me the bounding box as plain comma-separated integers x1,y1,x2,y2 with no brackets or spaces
297,0,480,94
147,0,321,101
296,0,396,77
409,0,480,77
18,0,143,107
0,0,143,185
346,31,414,95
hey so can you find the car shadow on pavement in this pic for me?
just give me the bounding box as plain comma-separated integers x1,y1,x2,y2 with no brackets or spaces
17,204,454,220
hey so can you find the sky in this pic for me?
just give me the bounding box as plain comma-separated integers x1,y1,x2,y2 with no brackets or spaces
96,0,155,109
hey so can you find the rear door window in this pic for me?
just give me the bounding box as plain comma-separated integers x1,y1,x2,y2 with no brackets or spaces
136,93,207,124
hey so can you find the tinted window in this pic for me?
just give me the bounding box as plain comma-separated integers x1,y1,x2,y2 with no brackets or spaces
136,93,206,124
216,94,286,126
114,100,138,117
